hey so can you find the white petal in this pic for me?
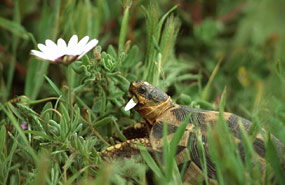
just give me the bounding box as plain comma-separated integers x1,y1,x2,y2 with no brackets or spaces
77,36,89,50
45,39,61,59
37,43,58,60
37,43,49,53
75,36,90,57
124,98,137,111
68,35,78,48
56,38,68,58
45,39,57,48
78,39,98,59
31,50,44,57
57,38,67,51
67,35,80,55
31,50,53,61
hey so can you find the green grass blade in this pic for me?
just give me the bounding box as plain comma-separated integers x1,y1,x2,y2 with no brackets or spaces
113,120,127,141
156,4,178,37
239,120,262,183
44,75,62,97
0,103,38,162
138,143,164,179
167,115,190,180
0,17,30,40
118,1,131,54
201,57,223,101
2,135,18,185
196,131,209,185
0,125,6,153
24,130,53,141
266,133,285,184
93,117,114,128
25,60,50,100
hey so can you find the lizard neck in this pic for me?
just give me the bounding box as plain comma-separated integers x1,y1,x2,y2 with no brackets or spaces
135,96,173,125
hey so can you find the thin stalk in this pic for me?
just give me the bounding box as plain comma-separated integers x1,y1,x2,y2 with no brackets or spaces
29,97,65,105
201,57,223,101
118,1,131,55
67,65,74,123
153,53,162,87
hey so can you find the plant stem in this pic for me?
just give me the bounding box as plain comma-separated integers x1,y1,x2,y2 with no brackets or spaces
67,65,73,123
118,1,131,55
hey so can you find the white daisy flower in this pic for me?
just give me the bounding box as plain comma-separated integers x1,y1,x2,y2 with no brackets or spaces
31,35,99,64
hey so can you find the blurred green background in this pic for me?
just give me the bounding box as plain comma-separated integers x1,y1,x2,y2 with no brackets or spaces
0,0,285,184
1,0,285,112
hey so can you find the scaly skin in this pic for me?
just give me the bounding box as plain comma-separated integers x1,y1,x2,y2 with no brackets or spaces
101,81,285,184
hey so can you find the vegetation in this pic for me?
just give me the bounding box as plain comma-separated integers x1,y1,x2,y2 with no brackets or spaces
0,0,284,184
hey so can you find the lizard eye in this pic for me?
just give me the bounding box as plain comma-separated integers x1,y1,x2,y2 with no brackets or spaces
138,86,146,94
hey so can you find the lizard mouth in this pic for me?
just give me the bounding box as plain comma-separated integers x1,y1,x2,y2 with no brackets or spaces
125,81,149,111
124,81,141,111
124,95,138,111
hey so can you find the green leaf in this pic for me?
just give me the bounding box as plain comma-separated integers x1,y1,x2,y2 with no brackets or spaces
107,45,117,59
24,130,53,141
276,59,285,83
159,15,181,66
239,121,262,183
201,58,223,101
2,134,18,185
59,103,70,140
138,143,164,179
155,5,178,41
196,131,208,185
0,17,30,39
41,102,53,122
71,106,80,131
113,120,127,141
25,60,49,100
118,3,130,54
110,73,130,92
0,125,6,152
0,104,38,162
7,102,24,120
98,85,106,116
167,115,190,176
266,133,285,184
122,45,139,68
44,75,62,97
93,117,113,128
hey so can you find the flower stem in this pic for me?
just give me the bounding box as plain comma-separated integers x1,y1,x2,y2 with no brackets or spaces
67,65,74,123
